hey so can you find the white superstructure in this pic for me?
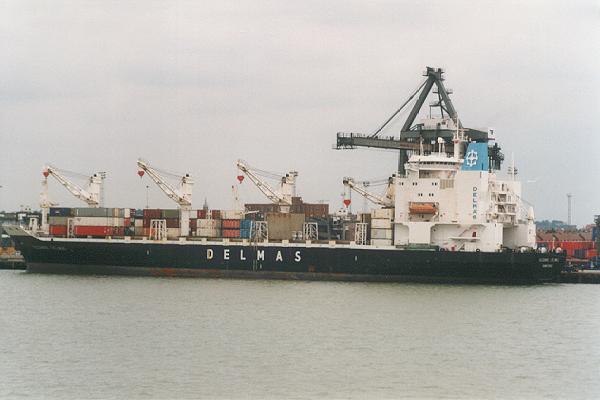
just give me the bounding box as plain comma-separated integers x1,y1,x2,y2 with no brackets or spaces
388,133,535,252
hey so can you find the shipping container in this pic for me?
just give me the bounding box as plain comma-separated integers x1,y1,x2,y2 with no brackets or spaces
372,208,394,219
266,213,305,240
196,228,221,238
134,227,145,236
73,226,114,237
49,225,67,236
166,228,180,239
240,219,252,230
134,219,143,227
371,218,393,229
143,209,162,219
197,209,207,219
222,229,240,238
221,210,244,220
162,209,179,219
240,228,251,239
165,218,180,228
134,209,144,218
197,219,220,229
371,228,393,240
48,216,69,225
371,238,393,246
74,208,108,218
73,216,125,227
211,210,221,219
190,219,197,230
359,213,372,224
222,219,241,229
49,207,73,217
143,217,167,228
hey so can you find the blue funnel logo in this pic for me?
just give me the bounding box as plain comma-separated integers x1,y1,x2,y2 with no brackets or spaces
461,143,489,171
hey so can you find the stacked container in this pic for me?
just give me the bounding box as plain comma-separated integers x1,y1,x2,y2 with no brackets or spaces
371,208,394,246
221,218,241,238
265,213,305,240
240,219,252,239
72,208,127,237
196,219,221,238
48,207,72,236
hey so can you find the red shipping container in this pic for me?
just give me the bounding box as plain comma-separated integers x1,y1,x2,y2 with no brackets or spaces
587,249,598,259
49,225,67,236
211,210,221,219
190,219,197,230
197,209,207,219
143,209,162,219
222,219,241,229
166,218,180,228
222,229,240,238
74,226,112,237
124,218,131,226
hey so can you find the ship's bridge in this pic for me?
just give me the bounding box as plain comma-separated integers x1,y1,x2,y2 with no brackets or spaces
405,152,463,180
406,153,462,173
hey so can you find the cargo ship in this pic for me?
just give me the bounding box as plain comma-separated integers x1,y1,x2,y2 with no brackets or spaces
5,67,565,283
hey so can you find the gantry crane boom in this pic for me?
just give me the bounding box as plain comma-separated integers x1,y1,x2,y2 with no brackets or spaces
137,159,193,236
43,165,103,207
136,159,192,206
336,67,501,174
236,160,297,213
40,165,104,234
343,177,395,207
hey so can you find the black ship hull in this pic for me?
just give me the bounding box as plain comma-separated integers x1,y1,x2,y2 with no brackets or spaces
7,227,563,284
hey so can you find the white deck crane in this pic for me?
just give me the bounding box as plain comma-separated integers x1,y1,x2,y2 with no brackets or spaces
236,160,298,213
137,159,193,236
343,176,395,208
40,165,105,232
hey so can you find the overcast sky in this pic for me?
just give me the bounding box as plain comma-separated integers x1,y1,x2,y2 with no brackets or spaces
1,0,598,226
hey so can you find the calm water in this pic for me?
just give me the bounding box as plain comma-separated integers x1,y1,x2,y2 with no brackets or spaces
0,271,599,399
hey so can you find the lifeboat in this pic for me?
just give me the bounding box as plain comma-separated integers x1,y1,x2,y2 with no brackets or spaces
409,202,437,214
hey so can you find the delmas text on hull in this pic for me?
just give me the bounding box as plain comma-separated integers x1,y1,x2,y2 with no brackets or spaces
5,66,566,284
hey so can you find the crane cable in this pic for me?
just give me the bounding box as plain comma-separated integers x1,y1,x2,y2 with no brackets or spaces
47,165,93,180
239,161,285,181
370,77,428,138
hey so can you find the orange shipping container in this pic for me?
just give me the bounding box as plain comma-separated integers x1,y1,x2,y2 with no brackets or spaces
222,219,241,229
222,229,240,238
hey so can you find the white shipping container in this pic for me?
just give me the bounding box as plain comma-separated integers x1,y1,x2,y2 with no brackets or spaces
371,208,394,219
196,228,221,237
134,219,143,227
371,238,393,246
48,216,68,225
371,218,393,229
124,208,131,218
167,228,180,239
371,228,393,240
221,210,244,219
197,219,220,229
73,217,124,227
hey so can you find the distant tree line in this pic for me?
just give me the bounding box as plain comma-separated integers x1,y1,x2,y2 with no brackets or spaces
536,220,577,231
